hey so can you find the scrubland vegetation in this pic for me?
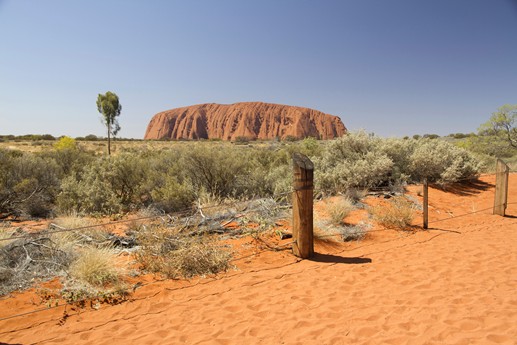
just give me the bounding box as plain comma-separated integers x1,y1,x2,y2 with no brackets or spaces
0,132,488,219
0,130,515,301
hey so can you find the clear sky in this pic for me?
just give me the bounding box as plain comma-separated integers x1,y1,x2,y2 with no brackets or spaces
1,0,516,139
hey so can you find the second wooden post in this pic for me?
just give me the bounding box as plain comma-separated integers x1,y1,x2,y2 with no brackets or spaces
423,178,428,229
493,159,509,216
292,153,314,259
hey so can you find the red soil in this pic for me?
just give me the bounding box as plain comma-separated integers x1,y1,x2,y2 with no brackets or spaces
1,174,516,344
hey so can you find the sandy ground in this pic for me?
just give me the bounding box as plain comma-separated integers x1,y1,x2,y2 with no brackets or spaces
1,174,516,345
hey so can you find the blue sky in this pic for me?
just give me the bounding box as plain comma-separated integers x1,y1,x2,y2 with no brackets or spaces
1,0,516,138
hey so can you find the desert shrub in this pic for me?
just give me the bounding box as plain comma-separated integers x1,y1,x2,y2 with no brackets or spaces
57,159,123,215
69,247,121,286
150,176,196,212
318,151,393,192
370,196,415,229
41,144,94,177
0,151,60,217
315,222,370,242
135,225,231,278
142,150,197,212
52,216,109,248
284,135,299,142
327,197,355,225
378,137,416,183
183,144,252,198
339,224,370,241
59,283,130,306
316,131,394,192
315,132,481,194
0,235,75,295
456,134,515,158
234,136,251,144
345,188,368,202
108,154,150,207
294,137,324,158
410,139,480,184
245,146,292,197
53,136,77,151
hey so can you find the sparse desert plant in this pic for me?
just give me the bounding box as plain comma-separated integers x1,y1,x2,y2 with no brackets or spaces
327,197,355,225
51,216,109,249
339,224,370,241
0,223,15,249
345,188,368,202
170,237,232,278
135,225,232,278
314,222,370,242
69,246,121,286
0,235,75,295
370,196,415,229
60,281,130,306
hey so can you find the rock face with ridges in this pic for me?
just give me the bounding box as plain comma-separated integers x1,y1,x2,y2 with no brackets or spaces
144,102,347,140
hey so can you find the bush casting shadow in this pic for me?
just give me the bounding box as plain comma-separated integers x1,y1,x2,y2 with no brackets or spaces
433,179,493,196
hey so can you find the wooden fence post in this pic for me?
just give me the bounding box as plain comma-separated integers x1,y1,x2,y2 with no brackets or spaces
292,153,314,259
493,159,509,216
423,178,428,229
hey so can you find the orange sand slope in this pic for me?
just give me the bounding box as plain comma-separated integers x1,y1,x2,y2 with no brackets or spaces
1,175,516,345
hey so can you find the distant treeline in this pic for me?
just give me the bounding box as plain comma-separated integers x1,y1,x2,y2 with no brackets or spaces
0,134,143,142
403,133,476,140
0,132,478,142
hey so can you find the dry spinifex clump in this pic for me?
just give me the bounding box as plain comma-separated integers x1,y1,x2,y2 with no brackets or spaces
134,225,232,279
370,196,415,229
326,196,356,226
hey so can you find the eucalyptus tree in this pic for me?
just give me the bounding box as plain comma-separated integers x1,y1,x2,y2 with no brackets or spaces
479,104,517,149
96,91,122,155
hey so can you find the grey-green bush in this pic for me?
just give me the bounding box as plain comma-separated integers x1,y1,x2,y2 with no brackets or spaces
410,139,480,183
0,150,60,217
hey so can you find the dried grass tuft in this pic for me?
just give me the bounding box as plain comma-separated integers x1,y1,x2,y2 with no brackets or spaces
326,197,356,225
69,247,121,287
135,225,232,279
370,196,415,229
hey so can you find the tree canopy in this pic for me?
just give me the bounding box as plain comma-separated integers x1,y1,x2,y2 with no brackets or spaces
96,91,121,155
479,104,517,149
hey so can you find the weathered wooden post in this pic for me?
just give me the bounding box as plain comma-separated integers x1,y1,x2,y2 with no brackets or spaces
493,159,509,216
292,153,314,259
423,178,429,229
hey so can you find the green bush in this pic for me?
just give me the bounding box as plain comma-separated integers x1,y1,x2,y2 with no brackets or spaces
183,144,252,198
0,150,60,217
57,159,123,215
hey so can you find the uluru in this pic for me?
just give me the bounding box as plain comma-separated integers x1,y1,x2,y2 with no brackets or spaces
144,102,347,140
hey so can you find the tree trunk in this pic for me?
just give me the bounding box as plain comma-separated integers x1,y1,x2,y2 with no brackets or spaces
107,125,111,156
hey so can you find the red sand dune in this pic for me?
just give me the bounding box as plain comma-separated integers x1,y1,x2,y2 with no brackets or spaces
1,174,516,344
144,102,347,140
